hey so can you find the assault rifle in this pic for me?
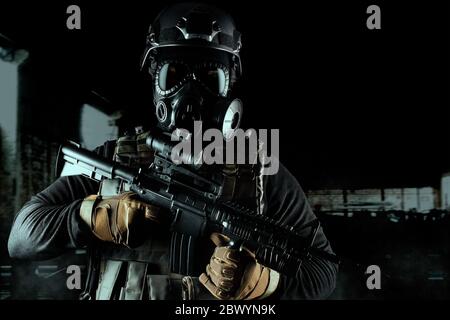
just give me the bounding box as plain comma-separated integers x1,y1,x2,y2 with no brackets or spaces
56,133,339,280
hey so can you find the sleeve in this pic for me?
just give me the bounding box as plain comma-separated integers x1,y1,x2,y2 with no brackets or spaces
8,175,100,261
262,163,338,300
7,141,119,261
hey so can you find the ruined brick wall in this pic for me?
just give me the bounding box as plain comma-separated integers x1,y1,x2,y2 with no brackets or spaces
0,128,14,263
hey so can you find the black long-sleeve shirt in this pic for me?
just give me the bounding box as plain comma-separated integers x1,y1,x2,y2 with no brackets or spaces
8,157,337,299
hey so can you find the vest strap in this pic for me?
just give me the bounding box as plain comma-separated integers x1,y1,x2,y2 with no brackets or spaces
96,260,123,300
122,261,148,300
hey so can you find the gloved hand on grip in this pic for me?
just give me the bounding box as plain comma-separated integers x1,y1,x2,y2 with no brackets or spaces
199,233,280,300
79,191,161,248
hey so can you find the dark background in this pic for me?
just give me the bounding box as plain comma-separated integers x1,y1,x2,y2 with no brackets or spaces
0,0,449,300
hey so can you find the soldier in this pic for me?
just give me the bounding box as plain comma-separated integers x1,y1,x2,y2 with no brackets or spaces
8,2,337,300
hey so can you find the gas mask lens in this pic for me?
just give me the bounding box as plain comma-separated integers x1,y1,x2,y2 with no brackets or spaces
156,62,229,96
195,65,228,96
157,63,188,92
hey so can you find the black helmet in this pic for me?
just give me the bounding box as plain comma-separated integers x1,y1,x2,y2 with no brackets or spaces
141,2,242,78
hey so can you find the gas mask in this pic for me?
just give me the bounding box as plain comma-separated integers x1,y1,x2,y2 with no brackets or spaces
152,56,243,140
140,3,244,141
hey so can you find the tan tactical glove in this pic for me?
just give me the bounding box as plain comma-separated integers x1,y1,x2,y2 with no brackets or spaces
80,191,161,247
199,233,280,300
